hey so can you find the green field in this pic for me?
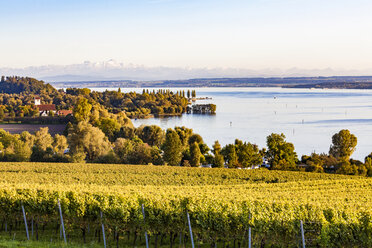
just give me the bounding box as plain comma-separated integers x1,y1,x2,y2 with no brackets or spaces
0,162,370,247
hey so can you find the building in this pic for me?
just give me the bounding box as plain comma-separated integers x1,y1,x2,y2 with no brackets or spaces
57,110,73,117
34,97,56,116
34,96,41,106
37,104,56,116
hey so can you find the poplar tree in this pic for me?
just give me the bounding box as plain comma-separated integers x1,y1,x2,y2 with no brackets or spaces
190,142,201,167
162,128,183,166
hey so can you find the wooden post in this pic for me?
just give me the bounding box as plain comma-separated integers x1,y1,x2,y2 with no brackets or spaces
186,211,194,248
57,199,67,243
21,204,29,240
141,204,149,248
100,211,107,248
300,220,306,248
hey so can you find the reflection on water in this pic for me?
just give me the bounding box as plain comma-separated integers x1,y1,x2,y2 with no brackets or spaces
94,87,372,160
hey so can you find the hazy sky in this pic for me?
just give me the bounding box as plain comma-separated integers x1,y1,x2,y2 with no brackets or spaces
1,0,372,70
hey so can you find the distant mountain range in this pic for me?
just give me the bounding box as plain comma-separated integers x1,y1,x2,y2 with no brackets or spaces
1,60,372,82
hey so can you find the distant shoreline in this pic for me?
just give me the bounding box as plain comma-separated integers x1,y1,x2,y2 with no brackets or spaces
50,75,372,90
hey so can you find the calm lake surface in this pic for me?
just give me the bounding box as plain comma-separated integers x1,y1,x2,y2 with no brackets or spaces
93,87,372,160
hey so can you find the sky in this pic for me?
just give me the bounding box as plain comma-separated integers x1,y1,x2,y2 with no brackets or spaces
1,0,372,71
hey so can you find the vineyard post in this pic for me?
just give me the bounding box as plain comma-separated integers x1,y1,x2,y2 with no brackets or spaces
186,211,194,248
300,220,306,248
248,227,251,248
21,204,29,240
57,199,67,244
100,211,107,248
141,204,149,248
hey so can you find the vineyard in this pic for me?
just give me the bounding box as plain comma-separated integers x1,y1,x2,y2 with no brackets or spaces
0,162,370,247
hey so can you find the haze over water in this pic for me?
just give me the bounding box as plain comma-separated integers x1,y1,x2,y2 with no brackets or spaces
95,87,372,161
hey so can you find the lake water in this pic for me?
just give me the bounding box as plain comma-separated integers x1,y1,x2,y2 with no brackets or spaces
92,87,372,161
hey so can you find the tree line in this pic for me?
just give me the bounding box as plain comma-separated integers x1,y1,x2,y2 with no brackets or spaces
0,76,193,120
1,106,371,176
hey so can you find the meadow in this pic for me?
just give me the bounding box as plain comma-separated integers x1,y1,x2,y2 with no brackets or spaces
0,162,370,247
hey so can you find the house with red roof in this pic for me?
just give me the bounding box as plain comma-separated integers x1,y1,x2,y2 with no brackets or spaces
34,97,56,116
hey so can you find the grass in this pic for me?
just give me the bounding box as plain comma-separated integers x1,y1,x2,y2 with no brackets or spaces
0,239,97,248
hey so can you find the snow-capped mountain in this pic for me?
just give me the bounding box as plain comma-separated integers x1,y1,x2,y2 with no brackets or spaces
1,60,371,82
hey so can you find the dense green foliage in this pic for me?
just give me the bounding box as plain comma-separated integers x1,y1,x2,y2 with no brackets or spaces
162,128,183,166
66,88,189,118
0,76,192,120
221,139,262,168
266,133,298,170
1,124,372,177
0,76,56,94
0,163,370,247
329,129,357,161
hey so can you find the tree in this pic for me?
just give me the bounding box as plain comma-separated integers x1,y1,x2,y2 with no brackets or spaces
336,160,358,175
9,139,32,162
32,128,61,162
73,98,92,122
266,133,297,170
53,134,68,155
192,90,196,98
212,141,221,155
20,131,35,148
209,104,216,114
98,117,121,141
187,90,190,98
329,129,357,161
113,138,134,163
68,121,111,161
189,142,201,167
162,128,183,166
234,139,262,168
34,127,53,151
128,143,158,165
301,153,324,173
364,154,372,177
175,126,193,147
136,125,165,147
212,141,224,168
0,130,32,162
0,142,3,160
0,108,4,120
116,126,136,140
221,144,239,168
213,153,224,168
188,134,203,146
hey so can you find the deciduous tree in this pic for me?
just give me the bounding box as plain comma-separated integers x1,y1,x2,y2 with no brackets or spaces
266,133,297,170
329,129,357,161
68,121,111,161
